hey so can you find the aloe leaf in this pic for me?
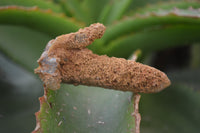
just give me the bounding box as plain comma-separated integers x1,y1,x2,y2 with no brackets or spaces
128,1,200,15
0,0,63,13
0,6,83,37
128,0,186,11
98,2,113,24
34,85,134,133
97,8,200,57
140,68,200,133
102,8,200,45
101,25,200,58
81,0,109,23
102,0,133,25
58,0,89,24
56,1,73,17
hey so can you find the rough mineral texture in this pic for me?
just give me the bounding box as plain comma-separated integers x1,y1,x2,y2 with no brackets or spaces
35,23,170,93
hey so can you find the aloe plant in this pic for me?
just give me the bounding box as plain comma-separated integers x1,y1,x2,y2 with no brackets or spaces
0,0,200,133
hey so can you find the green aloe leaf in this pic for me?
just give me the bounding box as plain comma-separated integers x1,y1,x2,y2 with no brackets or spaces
128,1,200,15
0,6,83,37
82,0,109,23
128,0,185,11
95,8,200,58
0,0,63,13
102,7,200,44
101,25,200,58
57,0,89,24
100,0,133,25
34,85,134,133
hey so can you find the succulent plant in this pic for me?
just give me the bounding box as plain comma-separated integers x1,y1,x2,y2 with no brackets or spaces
0,0,200,133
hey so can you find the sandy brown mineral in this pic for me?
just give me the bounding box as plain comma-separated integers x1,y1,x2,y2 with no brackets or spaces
35,23,170,93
